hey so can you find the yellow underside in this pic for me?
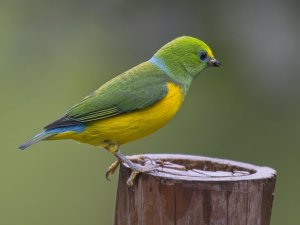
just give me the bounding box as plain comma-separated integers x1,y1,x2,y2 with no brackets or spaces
50,82,184,146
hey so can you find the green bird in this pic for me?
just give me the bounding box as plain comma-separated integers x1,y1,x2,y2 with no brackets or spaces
19,36,220,185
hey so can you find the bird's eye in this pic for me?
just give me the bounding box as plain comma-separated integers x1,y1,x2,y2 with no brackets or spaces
199,51,208,62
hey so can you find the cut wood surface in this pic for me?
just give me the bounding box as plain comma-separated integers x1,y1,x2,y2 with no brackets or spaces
114,154,276,225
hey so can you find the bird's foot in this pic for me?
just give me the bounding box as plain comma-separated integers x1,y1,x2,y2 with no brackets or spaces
105,153,160,186
125,159,159,187
105,160,121,181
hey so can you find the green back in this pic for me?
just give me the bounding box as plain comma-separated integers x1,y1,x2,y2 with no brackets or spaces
65,61,170,123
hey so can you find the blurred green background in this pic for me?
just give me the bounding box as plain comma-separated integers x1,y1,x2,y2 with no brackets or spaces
1,0,299,224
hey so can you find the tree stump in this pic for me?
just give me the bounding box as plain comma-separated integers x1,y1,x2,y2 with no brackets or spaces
114,154,276,225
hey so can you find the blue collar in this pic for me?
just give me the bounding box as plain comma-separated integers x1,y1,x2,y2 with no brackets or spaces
149,56,171,75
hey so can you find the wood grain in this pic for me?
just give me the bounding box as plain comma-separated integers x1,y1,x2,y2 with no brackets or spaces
114,154,276,225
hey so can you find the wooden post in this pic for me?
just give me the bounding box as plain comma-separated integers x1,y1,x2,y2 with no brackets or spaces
114,154,276,225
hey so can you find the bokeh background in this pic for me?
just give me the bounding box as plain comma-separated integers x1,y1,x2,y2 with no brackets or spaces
1,1,299,224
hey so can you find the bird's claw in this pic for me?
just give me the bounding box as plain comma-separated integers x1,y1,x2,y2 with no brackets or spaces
105,160,121,181
105,155,161,187
126,162,160,187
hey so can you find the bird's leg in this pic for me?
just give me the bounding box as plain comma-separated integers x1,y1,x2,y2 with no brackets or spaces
103,140,159,186
104,140,121,181
114,151,159,186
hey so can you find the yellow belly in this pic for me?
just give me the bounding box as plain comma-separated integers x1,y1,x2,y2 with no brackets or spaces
52,82,184,146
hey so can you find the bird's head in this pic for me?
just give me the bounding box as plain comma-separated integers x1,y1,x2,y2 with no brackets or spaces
151,36,220,86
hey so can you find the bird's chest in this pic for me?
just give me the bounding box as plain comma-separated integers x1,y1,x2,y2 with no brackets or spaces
87,82,184,145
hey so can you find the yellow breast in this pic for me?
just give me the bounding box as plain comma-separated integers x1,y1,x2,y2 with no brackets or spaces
53,82,184,146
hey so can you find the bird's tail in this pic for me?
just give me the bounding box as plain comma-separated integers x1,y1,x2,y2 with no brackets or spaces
19,131,54,150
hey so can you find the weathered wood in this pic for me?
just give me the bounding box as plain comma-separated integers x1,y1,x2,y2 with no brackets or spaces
114,154,276,225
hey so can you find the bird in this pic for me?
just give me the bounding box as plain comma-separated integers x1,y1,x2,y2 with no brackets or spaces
19,36,220,186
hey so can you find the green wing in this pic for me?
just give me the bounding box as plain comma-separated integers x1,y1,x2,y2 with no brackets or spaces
45,62,169,129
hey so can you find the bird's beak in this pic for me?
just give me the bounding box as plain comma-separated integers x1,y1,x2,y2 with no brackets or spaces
208,58,221,67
